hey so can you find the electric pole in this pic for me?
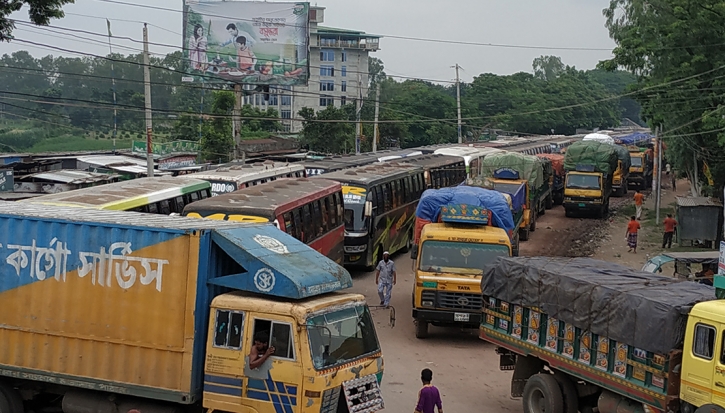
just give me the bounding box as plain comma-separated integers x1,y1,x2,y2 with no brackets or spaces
453,64,462,144
373,83,380,153
655,126,661,223
143,23,154,177
355,71,362,155
233,84,242,160
106,19,117,154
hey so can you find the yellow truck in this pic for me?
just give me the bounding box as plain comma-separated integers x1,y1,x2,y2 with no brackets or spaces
628,148,653,189
410,187,514,339
563,141,619,218
480,256,724,413
0,204,385,413
611,144,632,197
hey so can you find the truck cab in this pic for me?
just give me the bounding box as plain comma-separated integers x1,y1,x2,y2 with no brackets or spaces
488,169,536,240
204,292,384,413
563,165,611,218
628,150,651,189
612,159,627,196
412,205,511,339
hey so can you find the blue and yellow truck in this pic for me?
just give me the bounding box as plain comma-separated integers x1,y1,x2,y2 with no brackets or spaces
0,203,384,413
480,256,725,413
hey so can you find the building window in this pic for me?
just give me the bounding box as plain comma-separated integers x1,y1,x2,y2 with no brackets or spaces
320,38,336,47
320,95,334,107
341,66,347,77
281,110,292,119
320,49,335,62
268,94,278,106
280,95,291,106
320,81,334,92
341,96,347,106
342,50,347,62
341,81,347,92
320,65,335,77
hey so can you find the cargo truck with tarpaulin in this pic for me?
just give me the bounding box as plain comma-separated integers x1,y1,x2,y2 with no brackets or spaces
479,256,725,413
0,203,385,413
610,144,632,197
563,140,618,218
536,153,565,205
474,152,552,241
410,186,514,338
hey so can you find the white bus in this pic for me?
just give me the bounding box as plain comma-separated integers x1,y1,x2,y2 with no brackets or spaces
433,146,504,178
190,161,306,196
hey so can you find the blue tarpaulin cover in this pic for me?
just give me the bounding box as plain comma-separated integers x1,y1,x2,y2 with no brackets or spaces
415,186,515,232
616,132,652,146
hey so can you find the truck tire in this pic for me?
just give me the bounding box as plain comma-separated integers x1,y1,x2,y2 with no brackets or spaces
520,226,530,241
0,384,22,413
415,319,429,339
522,374,564,413
564,208,573,218
530,213,537,233
553,373,578,413
545,195,553,210
512,242,520,257
401,231,412,253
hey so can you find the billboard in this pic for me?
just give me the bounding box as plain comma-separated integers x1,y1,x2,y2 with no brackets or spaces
183,1,310,86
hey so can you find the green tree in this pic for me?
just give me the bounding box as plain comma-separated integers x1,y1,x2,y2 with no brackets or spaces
1,0,74,41
601,0,725,195
532,55,565,81
299,106,355,153
200,91,234,161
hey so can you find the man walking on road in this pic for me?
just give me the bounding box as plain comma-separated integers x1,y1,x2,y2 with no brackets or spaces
633,190,645,220
662,213,678,249
415,369,443,413
626,215,641,254
375,251,396,307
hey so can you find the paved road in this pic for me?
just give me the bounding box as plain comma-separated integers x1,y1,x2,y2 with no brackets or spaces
348,255,520,413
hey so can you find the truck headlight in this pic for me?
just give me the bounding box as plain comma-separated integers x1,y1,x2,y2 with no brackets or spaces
564,197,573,202
422,300,434,307
344,245,367,253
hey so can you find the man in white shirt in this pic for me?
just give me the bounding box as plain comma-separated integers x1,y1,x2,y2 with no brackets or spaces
375,251,396,308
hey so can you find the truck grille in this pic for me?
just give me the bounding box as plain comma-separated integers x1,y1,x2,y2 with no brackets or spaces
436,292,482,311
421,290,436,303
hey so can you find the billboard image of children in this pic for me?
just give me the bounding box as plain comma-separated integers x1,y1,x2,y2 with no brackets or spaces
235,36,256,72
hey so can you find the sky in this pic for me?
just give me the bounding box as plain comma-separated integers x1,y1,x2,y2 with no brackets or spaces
1,0,617,83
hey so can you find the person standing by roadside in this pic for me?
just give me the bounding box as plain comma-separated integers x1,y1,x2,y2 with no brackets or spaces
415,369,443,413
375,251,396,307
633,190,645,220
626,215,641,253
662,214,677,249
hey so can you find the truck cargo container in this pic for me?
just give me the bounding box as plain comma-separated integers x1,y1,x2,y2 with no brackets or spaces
0,203,384,413
563,141,618,218
479,256,725,413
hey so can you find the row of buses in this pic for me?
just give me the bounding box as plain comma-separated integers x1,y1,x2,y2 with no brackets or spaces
20,138,576,267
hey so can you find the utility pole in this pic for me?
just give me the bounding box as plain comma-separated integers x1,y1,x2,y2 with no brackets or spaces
373,83,380,153
355,71,362,155
106,19,117,154
454,63,462,144
655,125,663,224
233,84,242,160
143,23,154,177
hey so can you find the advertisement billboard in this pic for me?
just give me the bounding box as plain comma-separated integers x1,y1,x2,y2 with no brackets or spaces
183,0,310,86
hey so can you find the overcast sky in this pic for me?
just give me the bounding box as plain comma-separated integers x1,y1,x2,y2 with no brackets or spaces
1,0,616,83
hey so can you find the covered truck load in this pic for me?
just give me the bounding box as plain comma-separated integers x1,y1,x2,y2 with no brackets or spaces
478,152,545,190
611,144,632,172
563,141,618,174
414,186,516,244
482,256,715,354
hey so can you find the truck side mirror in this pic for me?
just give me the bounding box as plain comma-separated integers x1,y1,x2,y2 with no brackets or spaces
364,201,373,217
410,244,418,260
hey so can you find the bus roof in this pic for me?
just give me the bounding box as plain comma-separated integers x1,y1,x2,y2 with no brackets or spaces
191,162,304,182
319,163,423,186
19,176,210,210
393,154,463,169
183,178,341,219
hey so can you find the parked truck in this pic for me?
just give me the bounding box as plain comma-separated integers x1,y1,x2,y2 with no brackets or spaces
480,256,720,413
476,152,552,241
611,144,632,197
628,147,653,189
0,203,385,413
536,153,565,205
410,186,514,338
563,140,618,218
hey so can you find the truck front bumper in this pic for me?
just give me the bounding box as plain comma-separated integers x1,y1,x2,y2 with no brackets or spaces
563,199,603,212
412,308,481,328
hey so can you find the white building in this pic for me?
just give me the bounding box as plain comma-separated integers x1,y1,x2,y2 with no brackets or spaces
243,6,381,133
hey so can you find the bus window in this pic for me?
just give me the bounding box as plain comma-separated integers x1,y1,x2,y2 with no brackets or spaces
373,186,383,212
172,196,185,213
313,200,325,237
292,209,304,242
395,179,403,207
147,203,158,214
325,196,336,227
282,212,297,239
159,200,172,215
200,189,210,199
382,184,392,211
190,192,200,202
302,204,314,241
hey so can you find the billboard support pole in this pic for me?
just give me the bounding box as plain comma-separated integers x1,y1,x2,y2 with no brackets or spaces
454,63,462,144
233,84,242,160
373,83,380,153
143,23,154,177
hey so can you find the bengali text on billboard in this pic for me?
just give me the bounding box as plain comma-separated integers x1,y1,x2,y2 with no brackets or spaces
183,0,310,86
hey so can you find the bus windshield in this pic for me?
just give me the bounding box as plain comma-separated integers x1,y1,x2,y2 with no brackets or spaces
630,157,643,167
307,305,380,370
419,241,510,274
344,204,368,232
566,174,601,190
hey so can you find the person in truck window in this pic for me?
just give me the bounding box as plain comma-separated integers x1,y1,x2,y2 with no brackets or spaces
249,332,275,369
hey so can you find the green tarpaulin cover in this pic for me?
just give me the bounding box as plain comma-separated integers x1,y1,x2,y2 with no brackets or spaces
563,141,618,174
479,152,544,190
611,144,632,172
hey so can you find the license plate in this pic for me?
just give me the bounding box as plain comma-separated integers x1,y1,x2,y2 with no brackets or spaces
454,312,470,322
578,203,586,207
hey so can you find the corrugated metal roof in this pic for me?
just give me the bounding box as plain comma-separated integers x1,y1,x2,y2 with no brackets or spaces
676,197,723,207
17,170,118,184
0,201,269,232
77,155,150,167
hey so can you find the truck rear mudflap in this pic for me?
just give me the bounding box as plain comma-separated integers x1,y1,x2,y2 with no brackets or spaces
412,308,481,327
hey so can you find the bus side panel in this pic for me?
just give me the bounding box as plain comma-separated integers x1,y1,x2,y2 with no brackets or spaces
308,224,345,264
0,219,199,403
372,202,417,260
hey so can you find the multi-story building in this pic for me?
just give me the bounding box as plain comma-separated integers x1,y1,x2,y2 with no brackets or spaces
243,6,381,133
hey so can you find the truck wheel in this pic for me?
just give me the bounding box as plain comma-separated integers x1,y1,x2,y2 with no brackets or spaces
520,227,530,241
401,231,412,253
415,320,429,339
553,373,578,413
522,374,564,413
564,208,572,218
545,195,553,210
512,243,520,257
623,181,628,195
530,214,537,232
0,384,22,413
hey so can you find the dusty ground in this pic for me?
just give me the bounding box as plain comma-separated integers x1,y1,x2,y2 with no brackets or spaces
351,179,695,412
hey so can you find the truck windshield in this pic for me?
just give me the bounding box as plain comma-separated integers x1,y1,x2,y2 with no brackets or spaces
307,305,380,370
493,182,523,195
344,205,368,232
419,241,509,274
630,157,643,167
566,174,600,190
